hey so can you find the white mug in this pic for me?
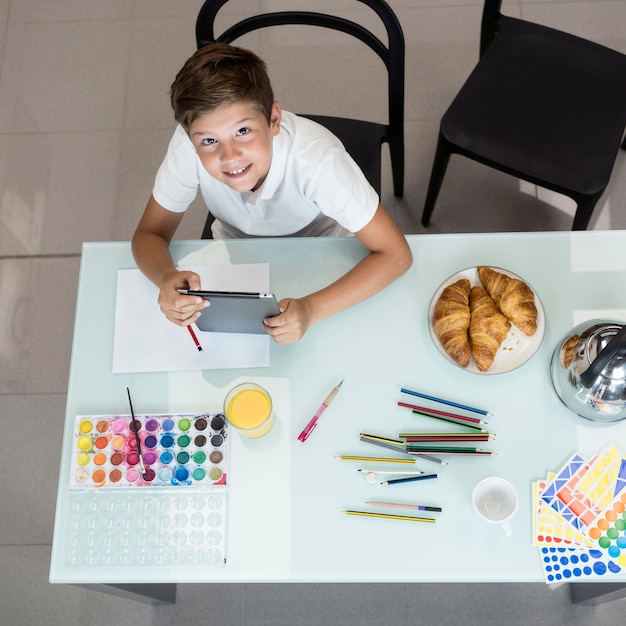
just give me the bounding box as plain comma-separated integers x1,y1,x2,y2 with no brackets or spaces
472,476,519,536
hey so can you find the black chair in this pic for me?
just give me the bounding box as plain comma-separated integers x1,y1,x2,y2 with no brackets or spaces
196,0,405,239
421,0,626,231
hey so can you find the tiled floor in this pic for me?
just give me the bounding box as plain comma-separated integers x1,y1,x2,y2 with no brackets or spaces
1,1,625,624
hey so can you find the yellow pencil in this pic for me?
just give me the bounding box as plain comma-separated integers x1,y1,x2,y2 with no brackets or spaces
334,455,416,464
343,510,435,523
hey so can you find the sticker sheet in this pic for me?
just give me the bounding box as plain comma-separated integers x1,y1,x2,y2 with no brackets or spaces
535,445,626,582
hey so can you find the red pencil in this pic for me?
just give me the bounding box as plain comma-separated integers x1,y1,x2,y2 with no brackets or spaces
397,401,487,424
187,324,203,351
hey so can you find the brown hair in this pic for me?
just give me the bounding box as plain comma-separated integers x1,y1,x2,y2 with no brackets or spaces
170,42,274,130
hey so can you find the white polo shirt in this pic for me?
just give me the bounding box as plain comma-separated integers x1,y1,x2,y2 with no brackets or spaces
152,111,379,238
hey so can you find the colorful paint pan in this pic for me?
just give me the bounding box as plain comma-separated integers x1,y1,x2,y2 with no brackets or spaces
70,413,229,490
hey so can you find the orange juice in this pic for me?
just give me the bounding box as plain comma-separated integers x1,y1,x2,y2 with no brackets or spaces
224,383,274,438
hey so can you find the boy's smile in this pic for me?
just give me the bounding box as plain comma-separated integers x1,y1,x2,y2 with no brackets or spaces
188,101,282,192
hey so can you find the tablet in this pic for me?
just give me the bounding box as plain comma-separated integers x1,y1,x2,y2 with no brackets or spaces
179,290,281,334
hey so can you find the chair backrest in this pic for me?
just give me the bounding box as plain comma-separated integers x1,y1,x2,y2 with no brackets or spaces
195,0,404,138
480,0,504,56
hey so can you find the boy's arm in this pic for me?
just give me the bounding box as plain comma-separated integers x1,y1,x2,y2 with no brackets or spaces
131,195,208,325
263,203,412,344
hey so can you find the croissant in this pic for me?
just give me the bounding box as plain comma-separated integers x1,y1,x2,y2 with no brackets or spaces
477,266,509,309
499,278,538,336
469,286,511,371
433,279,471,367
478,266,538,336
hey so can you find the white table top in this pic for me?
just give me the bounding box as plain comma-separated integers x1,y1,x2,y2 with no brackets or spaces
50,231,626,584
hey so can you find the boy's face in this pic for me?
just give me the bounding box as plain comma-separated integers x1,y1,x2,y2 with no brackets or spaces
188,101,282,192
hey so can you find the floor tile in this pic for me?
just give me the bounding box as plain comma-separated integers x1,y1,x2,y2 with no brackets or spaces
23,256,79,394
0,257,40,394
522,0,626,52
0,132,121,256
243,583,407,626
7,0,132,22
125,16,197,131
0,20,131,133
0,545,154,626
0,394,66,544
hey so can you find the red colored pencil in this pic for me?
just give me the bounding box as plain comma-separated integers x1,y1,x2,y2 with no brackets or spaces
187,324,203,351
397,401,487,424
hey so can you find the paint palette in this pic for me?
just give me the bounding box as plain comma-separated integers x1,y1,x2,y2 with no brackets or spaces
65,490,228,568
70,413,228,489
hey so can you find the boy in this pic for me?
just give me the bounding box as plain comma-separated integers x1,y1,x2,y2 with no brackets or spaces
132,42,412,344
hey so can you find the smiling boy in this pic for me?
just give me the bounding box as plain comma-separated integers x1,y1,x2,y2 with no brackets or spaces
132,42,412,344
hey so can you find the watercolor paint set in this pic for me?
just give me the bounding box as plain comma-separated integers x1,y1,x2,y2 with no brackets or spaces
70,413,229,489
66,412,230,568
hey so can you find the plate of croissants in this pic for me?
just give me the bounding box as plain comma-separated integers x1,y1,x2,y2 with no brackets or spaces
429,266,545,374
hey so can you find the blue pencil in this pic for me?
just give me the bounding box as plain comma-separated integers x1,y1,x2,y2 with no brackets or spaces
401,388,490,416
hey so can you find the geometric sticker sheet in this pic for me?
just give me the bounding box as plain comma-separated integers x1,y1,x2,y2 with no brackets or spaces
533,479,594,548
534,445,626,583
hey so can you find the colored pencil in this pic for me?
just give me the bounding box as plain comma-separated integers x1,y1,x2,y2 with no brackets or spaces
400,388,490,416
381,474,438,485
398,401,487,425
402,434,493,442
187,324,203,351
357,434,452,465
410,410,487,432
406,445,485,451
297,380,343,443
416,454,449,465
365,500,442,512
358,468,424,475
401,432,492,438
343,510,435,523
334,455,416,464
360,433,405,446
359,437,408,454
407,449,495,457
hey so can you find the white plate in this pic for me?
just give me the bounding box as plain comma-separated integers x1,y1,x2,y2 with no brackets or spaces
428,266,545,375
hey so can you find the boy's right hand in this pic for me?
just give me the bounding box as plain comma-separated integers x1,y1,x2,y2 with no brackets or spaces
158,270,209,326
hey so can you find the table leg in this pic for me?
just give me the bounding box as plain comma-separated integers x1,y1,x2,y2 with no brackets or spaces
570,582,626,605
76,583,177,605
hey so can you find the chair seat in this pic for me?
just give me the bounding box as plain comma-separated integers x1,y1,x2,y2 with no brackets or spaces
442,17,626,196
301,115,388,194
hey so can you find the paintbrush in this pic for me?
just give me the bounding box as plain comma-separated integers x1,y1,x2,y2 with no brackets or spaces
126,387,147,478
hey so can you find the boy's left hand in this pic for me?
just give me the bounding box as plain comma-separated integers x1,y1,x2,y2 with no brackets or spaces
263,298,312,344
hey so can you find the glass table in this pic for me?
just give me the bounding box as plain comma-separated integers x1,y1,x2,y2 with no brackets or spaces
50,231,626,604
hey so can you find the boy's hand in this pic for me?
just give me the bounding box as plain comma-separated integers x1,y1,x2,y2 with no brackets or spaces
263,298,313,344
158,270,209,326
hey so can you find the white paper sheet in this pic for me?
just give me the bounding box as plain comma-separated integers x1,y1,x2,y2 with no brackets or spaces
112,264,271,373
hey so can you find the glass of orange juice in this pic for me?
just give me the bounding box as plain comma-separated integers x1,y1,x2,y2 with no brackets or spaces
224,383,275,438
